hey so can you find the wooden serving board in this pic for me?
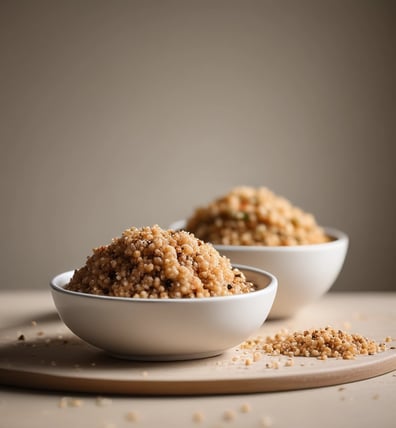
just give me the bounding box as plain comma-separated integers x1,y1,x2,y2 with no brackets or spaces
1,310,395,395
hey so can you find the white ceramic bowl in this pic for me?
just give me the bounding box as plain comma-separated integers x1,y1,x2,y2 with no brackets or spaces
170,220,348,319
50,265,277,361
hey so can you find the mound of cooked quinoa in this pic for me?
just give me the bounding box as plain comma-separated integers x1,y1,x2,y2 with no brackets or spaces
185,186,330,246
66,225,254,298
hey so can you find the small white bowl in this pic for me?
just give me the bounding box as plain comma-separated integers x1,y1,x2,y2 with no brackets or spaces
170,220,348,319
50,265,277,361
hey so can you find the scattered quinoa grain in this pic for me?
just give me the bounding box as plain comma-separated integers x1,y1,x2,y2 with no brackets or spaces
192,411,205,423
240,403,252,413
17,334,25,341
69,398,83,407
96,397,112,407
260,416,273,427
385,336,393,343
284,358,294,367
125,411,140,422
223,409,236,422
58,397,83,408
58,397,68,408
31,321,37,326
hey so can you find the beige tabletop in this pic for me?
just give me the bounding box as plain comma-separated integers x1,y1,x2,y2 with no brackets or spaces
1,290,395,428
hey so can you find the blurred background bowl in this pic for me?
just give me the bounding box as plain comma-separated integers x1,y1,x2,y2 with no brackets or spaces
50,265,277,361
170,220,348,319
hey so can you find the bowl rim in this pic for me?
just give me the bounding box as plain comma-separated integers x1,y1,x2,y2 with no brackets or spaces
169,220,348,252
50,264,277,304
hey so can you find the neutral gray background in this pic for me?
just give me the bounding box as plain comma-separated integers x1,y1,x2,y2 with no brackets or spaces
1,0,395,291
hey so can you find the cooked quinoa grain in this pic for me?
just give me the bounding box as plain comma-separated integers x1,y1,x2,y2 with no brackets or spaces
125,411,140,422
260,416,273,427
241,327,387,360
192,411,204,423
223,409,236,421
66,225,254,298
186,186,330,246
240,403,252,413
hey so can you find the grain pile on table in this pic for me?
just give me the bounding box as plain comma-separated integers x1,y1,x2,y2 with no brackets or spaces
185,186,330,246
241,326,387,360
66,225,254,298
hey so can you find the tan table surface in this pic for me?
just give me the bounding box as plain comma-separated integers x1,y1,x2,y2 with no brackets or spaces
1,290,395,428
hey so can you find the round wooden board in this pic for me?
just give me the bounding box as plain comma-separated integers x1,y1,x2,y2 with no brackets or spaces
1,315,395,395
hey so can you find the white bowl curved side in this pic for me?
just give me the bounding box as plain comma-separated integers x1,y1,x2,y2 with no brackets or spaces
50,266,277,361
217,229,348,318
169,220,349,319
